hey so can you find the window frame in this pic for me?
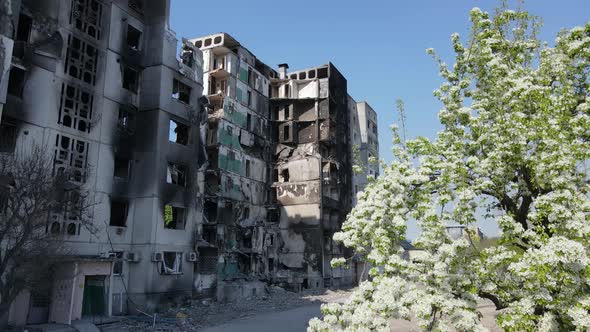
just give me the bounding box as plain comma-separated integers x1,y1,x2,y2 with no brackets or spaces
160,252,183,275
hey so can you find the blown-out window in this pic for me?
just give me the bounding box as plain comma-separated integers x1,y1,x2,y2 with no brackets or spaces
166,163,187,187
160,252,182,275
172,79,191,104
164,205,186,230
122,66,139,93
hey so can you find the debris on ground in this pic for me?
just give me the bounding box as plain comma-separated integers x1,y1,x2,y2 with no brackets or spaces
112,287,354,331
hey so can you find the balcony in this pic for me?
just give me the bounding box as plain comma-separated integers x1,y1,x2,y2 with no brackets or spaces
209,67,230,79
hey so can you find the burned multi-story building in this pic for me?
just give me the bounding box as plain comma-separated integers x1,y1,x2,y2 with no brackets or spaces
270,63,354,289
0,0,205,325
190,32,371,293
0,2,378,323
189,33,277,300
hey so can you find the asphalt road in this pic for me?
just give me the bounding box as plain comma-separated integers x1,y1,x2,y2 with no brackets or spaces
198,304,322,332
197,301,500,332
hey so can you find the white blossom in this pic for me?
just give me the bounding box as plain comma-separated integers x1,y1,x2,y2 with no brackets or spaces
309,6,590,332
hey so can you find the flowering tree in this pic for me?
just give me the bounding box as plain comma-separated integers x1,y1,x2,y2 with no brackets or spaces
309,6,590,332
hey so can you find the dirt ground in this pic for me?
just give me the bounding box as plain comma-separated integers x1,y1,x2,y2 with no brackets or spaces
109,287,353,331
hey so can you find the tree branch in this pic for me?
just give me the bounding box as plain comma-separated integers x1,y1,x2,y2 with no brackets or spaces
479,291,506,310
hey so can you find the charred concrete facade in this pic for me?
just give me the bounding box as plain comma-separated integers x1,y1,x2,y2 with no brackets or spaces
0,0,205,325
270,64,354,289
0,3,377,323
189,33,277,300
190,32,362,293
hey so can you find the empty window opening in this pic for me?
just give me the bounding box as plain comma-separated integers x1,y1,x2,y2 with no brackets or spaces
169,119,189,145
7,67,26,97
114,158,130,178
242,231,252,249
172,79,191,104
16,14,32,42
317,67,328,79
237,255,250,274
213,36,222,44
194,40,202,48
122,66,139,93
280,169,290,182
247,90,252,107
109,201,128,227
308,70,316,79
0,119,18,153
246,113,252,130
167,163,187,187
117,108,135,133
268,258,274,272
289,74,297,79
270,187,277,203
202,225,216,244
283,125,290,142
299,72,306,80
126,24,141,50
218,79,228,95
112,251,124,275
245,159,251,177
164,205,186,230
203,200,217,223
284,106,290,120
283,85,290,98
213,55,225,70
204,38,212,47
160,252,183,274
243,206,250,219
272,169,278,182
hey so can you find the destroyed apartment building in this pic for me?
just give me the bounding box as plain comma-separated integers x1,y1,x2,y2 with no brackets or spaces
0,2,379,327
0,0,206,325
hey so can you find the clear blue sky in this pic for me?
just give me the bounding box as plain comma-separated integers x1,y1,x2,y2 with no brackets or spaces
170,0,590,239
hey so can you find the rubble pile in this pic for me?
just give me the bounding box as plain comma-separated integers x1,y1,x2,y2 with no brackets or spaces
116,287,353,331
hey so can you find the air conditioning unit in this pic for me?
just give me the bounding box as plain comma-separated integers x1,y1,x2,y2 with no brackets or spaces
126,252,140,263
186,252,197,262
151,252,163,262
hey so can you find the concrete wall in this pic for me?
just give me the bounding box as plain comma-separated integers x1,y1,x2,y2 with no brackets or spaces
1,0,205,322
